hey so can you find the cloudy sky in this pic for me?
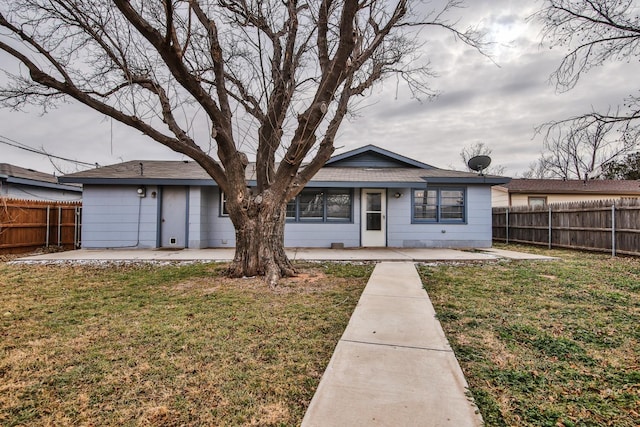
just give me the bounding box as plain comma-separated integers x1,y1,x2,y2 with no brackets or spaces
1,0,638,177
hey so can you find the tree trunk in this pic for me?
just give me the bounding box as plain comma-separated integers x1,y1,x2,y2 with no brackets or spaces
227,198,295,287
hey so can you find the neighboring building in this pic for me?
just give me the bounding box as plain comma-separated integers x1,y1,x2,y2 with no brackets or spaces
60,145,509,249
492,178,640,207
0,163,82,202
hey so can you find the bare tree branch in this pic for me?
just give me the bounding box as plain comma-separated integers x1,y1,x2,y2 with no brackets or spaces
533,0,640,175
536,116,630,179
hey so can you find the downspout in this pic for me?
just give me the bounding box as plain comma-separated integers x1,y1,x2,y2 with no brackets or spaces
0,175,8,196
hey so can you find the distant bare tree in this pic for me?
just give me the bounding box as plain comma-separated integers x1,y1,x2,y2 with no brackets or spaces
459,142,505,175
520,158,549,179
536,119,631,180
0,1,485,285
535,0,640,160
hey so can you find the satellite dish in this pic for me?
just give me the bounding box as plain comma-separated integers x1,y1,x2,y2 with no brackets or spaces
467,155,492,175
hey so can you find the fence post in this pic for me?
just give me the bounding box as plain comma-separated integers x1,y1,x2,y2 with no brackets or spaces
548,206,552,250
57,206,62,247
611,204,616,257
505,208,509,244
75,206,81,249
45,205,51,248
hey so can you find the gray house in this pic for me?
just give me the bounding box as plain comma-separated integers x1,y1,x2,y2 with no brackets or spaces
0,163,82,202
60,145,509,249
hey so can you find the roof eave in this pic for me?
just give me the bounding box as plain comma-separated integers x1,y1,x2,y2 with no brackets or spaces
508,189,640,195
6,176,82,192
60,177,429,188
63,176,509,187
59,177,219,186
424,176,511,185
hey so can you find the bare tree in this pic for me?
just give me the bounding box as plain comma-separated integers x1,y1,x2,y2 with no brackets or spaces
520,158,549,179
459,142,505,175
536,118,631,180
0,0,484,285
535,0,640,162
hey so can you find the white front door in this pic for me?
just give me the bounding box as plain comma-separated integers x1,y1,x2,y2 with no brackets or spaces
361,189,386,247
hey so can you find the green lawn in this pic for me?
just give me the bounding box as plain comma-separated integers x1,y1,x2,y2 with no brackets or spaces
419,245,640,427
0,261,372,426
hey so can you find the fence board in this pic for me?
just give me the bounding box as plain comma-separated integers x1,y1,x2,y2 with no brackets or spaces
493,198,640,256
0,198,82,254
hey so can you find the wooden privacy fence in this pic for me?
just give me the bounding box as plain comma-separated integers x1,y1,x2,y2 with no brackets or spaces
0,198,82,255
493,198,640,256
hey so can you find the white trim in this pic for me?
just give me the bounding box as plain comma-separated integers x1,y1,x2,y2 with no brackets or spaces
361,189,387,247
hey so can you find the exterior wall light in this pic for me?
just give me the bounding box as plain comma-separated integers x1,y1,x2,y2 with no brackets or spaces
394,192,403,198
137,186,146,198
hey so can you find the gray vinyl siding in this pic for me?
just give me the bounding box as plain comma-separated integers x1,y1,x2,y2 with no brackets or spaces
81,185,159,248
283,189,361,247
284,194,361,247
2,183,82,202
387,185,492,248
188,187,215,249
80,184,493,249
206,187,237,247
202,188,362,248
283,223,360,247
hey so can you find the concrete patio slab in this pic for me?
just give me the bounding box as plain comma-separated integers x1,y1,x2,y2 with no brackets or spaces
289,247,500,262
12,246,556,263
480,247,558,260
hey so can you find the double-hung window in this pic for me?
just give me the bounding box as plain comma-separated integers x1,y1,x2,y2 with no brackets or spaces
287,188,352,222
413,188,465,223
222,188,352,222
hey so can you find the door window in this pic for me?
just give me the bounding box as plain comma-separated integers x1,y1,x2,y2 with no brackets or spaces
366,193,382,231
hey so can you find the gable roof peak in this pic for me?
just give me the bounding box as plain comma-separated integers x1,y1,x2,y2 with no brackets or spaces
326,144,436,169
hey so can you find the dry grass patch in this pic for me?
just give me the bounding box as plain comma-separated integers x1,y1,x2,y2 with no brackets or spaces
419,245,640,427
0,261,371,426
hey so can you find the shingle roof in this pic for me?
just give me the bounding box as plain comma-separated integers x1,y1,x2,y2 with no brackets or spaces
62,160,205,180
502,179,640,195
0,163,60,184
60,160,508,186
60,145,510,186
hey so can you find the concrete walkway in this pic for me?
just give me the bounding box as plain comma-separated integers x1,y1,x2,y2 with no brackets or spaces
301,262,483,427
